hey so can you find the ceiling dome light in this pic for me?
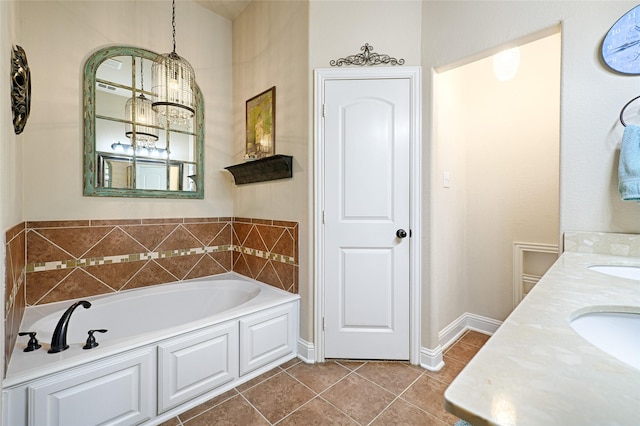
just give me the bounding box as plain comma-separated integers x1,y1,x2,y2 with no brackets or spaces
493,47,520,82
152,0,196,126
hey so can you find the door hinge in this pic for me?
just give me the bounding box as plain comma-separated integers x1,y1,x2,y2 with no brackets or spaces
322,210,326,224
322,317,326,331
322,104,326,118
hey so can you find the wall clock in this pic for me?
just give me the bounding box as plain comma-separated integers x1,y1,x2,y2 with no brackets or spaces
602,4,640,75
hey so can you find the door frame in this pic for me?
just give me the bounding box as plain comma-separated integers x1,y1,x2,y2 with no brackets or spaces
313,67,422,363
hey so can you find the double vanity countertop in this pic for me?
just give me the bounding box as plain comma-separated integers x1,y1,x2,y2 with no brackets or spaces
445,251,640,425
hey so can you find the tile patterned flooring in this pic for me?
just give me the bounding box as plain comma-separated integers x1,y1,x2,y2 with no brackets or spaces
160,331,489,426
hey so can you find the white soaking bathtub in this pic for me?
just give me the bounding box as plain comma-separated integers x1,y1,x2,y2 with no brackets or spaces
3,272,300,426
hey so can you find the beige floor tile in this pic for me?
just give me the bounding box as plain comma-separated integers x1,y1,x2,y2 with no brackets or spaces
333,359,366,371
157,417,181,426
423,355,467,385
401,375,460,424
183,395,268,426
286,361,351,393
356,361,423,395
278,397,359,425
371,398,447,426
177,389,238,422
235,367,281,392
243,371,316,423
444,341,481,364
459,330,490,348
321,373,395,424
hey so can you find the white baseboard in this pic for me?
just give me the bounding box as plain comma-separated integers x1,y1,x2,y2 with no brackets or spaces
420,345,445,371
308,313,500,368
297,338,315,364
421,312,502,371
439,312,502,350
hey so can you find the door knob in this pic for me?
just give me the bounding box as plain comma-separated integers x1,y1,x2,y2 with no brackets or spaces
396,229,407,238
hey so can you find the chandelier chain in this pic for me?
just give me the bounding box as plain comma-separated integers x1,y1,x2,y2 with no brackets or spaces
172,0,177,54
140,57,144,90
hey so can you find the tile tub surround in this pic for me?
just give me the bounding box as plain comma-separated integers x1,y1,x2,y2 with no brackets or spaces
444,251,640,425
4,217,297,375
4,222,26,375
24,217,298,306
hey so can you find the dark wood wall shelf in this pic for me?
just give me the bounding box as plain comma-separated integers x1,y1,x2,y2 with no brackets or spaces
225,155,293,185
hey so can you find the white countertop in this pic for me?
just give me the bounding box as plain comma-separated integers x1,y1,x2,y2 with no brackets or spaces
444,252,640,426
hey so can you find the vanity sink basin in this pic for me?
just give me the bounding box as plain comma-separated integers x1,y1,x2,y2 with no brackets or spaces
588,265,640,281
570,311,640,370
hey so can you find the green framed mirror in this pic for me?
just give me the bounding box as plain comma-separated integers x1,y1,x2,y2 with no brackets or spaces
83,46,204,198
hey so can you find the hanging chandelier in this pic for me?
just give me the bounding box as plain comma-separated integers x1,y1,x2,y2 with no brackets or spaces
152,0,196,126
125,57,159,145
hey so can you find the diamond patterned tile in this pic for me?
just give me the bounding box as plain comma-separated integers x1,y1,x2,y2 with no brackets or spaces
25,269,73,305
185,254,230,280
122,224,178,251
184,222,228,247
182,395,269,426
371,398,446,425
272,229,295,258
401,374,460,424
156,226,203,251
286,361,351,393
279,397,358,425
37,226,113,259
80,262,144,292
321,373,395,424
244,226,268,252
242,372,315,423
155,254,203,280
84,227,148,258
27,231,75,264
356,361,423,395
255,224,284,251
233,222,253,246
120,261,177,291
38,268,113,304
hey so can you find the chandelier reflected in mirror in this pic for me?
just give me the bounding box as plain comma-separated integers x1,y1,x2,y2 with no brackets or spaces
152,0,196,126
125,57,159,147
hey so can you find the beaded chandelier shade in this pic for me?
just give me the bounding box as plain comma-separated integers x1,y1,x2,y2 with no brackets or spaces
125,58,159,144
152,0,196,126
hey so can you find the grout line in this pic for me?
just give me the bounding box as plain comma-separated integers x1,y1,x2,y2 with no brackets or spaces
238,392,274,425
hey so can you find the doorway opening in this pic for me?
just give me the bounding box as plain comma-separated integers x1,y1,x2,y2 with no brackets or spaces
432,30,561,329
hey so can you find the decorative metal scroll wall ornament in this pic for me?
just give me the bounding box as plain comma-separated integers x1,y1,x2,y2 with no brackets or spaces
330,43,405,67
11,45,31,134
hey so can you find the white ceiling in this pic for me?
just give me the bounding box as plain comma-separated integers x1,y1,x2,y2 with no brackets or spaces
194,0,252,20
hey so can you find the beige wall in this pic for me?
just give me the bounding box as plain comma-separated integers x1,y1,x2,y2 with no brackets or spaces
423,1,640,348
1,0,22,388
232,0,310,339
434,33,561,328
307,0,423,345
2,0,639,366
1,0,22,230
17,0,234,221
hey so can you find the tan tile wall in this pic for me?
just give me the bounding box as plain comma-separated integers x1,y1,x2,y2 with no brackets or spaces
232,217,298,294
4,216,298,375
4,222,26,374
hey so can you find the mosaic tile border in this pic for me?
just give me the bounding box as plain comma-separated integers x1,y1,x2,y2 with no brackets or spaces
5,269,24,321
26,244,296,273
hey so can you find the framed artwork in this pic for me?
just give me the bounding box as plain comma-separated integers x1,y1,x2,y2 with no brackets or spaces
246,86,275,159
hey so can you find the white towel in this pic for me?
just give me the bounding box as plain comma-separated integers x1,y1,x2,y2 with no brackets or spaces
619,125,640,201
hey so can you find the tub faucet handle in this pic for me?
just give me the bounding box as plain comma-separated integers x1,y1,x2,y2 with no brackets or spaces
18,331,41,352
83,329,108,350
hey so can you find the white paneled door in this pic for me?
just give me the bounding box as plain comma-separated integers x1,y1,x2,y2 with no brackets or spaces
323,77,411,360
